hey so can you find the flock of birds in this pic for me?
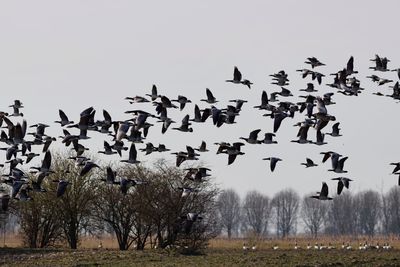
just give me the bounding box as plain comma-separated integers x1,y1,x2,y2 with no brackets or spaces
241,241,393,251
0,54,400,232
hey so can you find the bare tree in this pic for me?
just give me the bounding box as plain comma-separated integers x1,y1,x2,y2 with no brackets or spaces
217,189,241,238
241,190,271,237
271,189,299,238
324,192,356,236
354,190,381,237
301,195,327,238
381,186,400,235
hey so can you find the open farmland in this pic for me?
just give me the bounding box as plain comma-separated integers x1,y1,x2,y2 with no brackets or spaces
1,237,400,266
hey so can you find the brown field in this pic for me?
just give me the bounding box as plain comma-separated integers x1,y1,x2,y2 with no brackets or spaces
1,235,400,266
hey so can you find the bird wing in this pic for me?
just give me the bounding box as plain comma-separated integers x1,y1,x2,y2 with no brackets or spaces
233,66,242,81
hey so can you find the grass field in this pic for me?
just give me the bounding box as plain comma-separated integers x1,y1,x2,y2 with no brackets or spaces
1,235,400,266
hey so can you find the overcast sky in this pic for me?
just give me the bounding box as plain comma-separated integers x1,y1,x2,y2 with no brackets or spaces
0,0,400,197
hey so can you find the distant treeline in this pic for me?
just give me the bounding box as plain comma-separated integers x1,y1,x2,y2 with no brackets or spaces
216,187,400,239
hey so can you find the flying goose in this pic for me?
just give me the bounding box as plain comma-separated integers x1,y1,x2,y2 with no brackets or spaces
370,54,390,72
263,133,277,144
291,122,313,144
272,111,288,133
305,57,325,68
240,129,262,144
9,105,23,117
172,114,193,132
390,162,400,174
313,130,327,145
145,84,160,101
102,167,119,185
98,141,117,155
23,152,40,164
226,66,253,88
200,88,218,104
120,143,140,164
346,56,358,75
301,158,318,168
156,144,170,152
194,141,209,152
270,70,289,86
172,95,192,110
140,142,156,155
328,156,348,173
55,109,74,126
326,122,342,137
300,83,317,92
311,182,333,200
262,157,282,172
218,142,244,165
277,87,293,97
229,99,248,111
80,161,100,176
311,71,325,85
331,177,353,195
125,96,150,103
254,91,275,110
111,140,129,156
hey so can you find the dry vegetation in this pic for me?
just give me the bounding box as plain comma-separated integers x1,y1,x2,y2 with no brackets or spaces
1,235,400,266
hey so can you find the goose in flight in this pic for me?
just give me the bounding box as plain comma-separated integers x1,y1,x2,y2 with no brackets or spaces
305,57,325,68
313,130,327,146
172,95,192,111
331,177,353,195
311,182,333,200
263,133,277,144
79,161,99,177
145,84,160,101
292,121,313,144
370,54,390,72
194,141,209,152
200,88,218,104
125,96,150,103
262,157,282,172
254,91,274,111
55,109,74,126
272,111,288,133
277,87,293,97
390,162,400,174
172,114,193,132
218,142,245,165
301,158,318,168
98,141,117,155
300,83,317,92
120,143,140,164
346,56,358,75
226,66,253,88
328,156,348,173
240,129,262,144
229,99,248,111
102,167,119,185
326,122,342,137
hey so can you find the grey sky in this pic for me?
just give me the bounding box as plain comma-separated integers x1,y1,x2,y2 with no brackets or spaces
0,1,399,197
